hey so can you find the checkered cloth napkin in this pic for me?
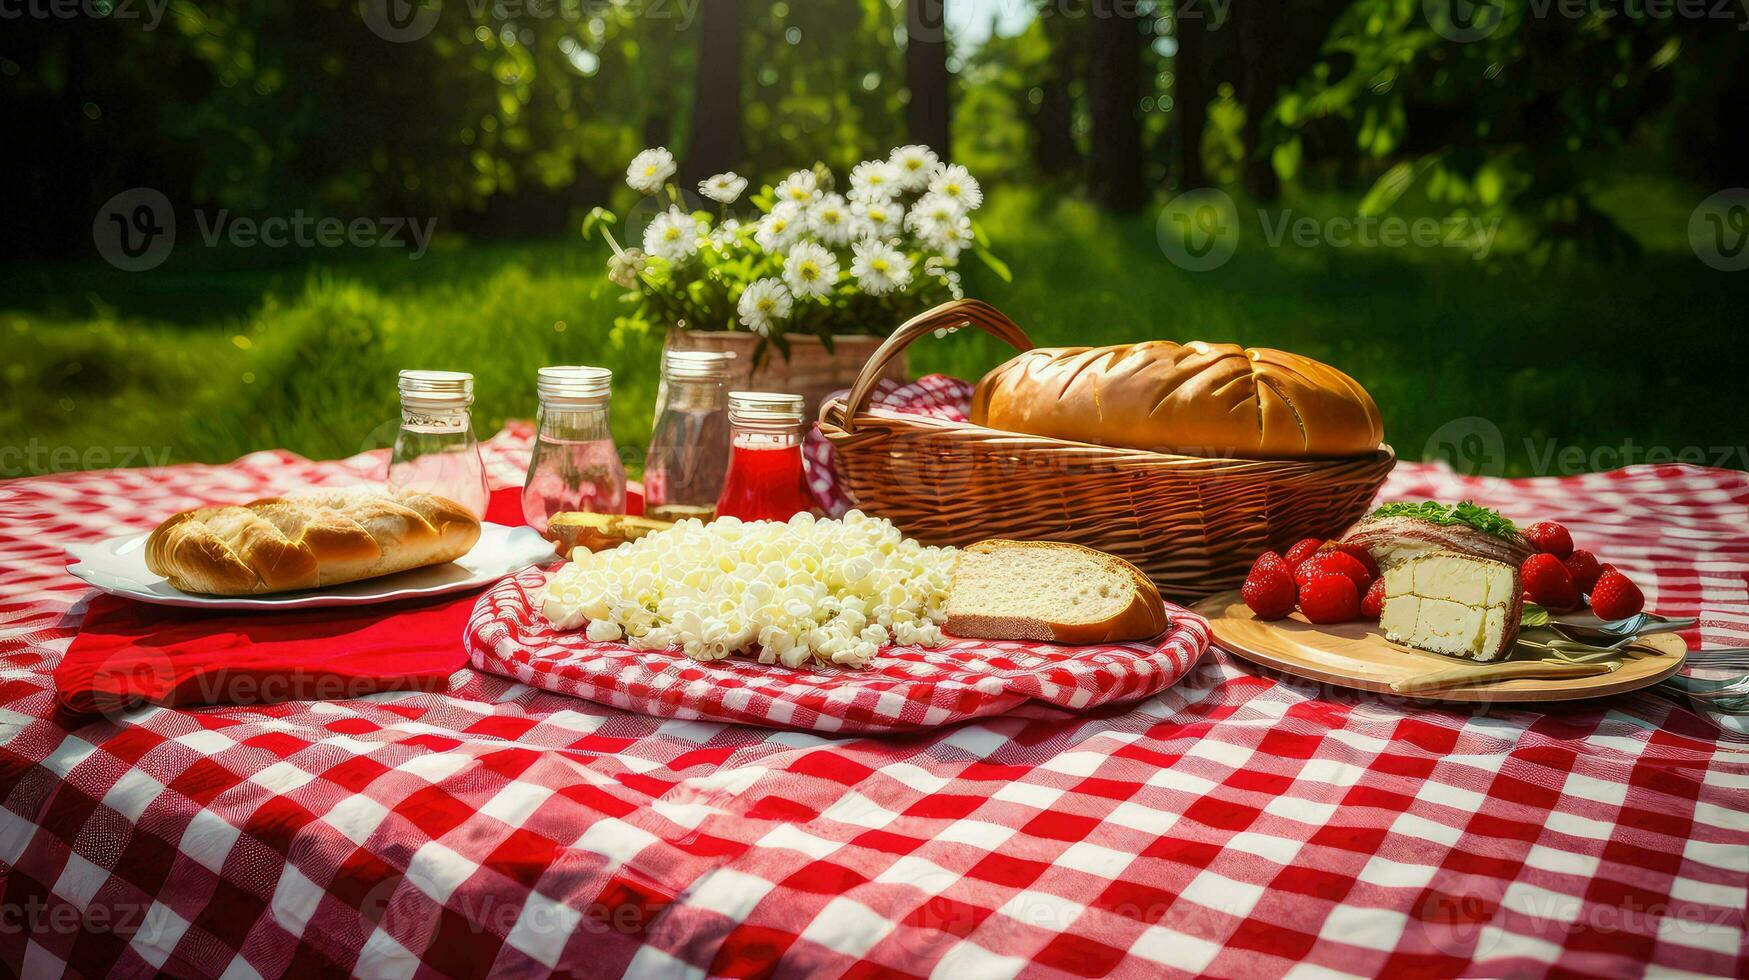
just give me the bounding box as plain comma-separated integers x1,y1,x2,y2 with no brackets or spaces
465,567,1210,734
2,414,1746,977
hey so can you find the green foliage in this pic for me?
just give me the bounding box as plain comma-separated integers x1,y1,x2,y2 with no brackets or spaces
6,186,1746,479
1274,0,1701,260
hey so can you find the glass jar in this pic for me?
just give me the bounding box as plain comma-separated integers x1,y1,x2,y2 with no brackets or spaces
388,370,490,518
644,350,733,523
715,391,814,523
521,366,627,535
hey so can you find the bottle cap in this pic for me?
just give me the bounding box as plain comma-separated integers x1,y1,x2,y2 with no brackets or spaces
399,370,474,408
662,349,735,381
728,391,805,427
538,366,612,405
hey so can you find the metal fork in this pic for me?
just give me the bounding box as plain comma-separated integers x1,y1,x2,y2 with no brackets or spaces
1545,612,1698,644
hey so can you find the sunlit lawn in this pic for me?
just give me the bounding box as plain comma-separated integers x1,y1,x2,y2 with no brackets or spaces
5,188,1745,479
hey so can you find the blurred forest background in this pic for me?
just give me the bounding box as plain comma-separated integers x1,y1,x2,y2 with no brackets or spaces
5,0,1748,476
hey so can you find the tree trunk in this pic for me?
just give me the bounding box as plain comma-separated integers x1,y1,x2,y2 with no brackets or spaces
1087,0,1147,210
687,0,743,180
1032,11,1080,177
1171,2,1209,190
906,0,951,154
1233,0,1282,200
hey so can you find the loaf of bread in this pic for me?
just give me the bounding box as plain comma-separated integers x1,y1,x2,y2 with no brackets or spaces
946,539,1169,644
145,489,481,595
970,341,1383,458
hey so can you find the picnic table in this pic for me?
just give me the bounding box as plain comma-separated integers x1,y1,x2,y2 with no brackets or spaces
0,423,1744,978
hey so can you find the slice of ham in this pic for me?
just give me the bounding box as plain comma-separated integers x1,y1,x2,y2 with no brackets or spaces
1341,515,1535,571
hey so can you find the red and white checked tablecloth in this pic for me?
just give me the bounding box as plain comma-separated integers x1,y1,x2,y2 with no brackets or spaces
1,419,1746,978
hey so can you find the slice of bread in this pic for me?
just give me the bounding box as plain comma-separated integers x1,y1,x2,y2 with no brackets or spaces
946,539,1170,644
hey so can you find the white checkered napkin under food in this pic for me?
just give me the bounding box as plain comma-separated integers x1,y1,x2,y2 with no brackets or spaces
0,418,1744,979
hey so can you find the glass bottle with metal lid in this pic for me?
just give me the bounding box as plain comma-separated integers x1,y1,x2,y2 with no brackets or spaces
388,369,490,518
521,366,627,534
644,350,733,523
714,391,815,522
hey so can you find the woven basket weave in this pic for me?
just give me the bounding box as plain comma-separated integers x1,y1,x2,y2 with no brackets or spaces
818,300,1397,602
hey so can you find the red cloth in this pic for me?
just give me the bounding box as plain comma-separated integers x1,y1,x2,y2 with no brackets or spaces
54,593,476,716
54,486,540,717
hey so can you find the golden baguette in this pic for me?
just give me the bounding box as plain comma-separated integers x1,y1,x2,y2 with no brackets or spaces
144,489,480,595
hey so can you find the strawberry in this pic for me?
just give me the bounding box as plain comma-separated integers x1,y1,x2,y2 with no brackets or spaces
1589,568,1645,622
1284,538,1325,574
1299,575,1360,624
1242,553,1296,620
1321,541,1381,581
1295,550,1372,594
1242,566,1297,620
1249,551,1291,582
1524,521,1574,559
1564,549,1605,595
1521,554,1579,611
1360,577,1387,619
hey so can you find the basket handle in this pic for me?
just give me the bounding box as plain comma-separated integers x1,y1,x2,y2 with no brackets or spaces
832,299,1033,433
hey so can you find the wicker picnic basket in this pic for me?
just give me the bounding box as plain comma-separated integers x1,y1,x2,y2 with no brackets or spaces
817,300,1397,602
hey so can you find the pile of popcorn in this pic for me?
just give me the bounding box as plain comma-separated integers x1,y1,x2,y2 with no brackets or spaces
541,511,957,669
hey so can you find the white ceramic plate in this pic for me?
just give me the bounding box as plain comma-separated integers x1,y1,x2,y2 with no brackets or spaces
65,523,557,611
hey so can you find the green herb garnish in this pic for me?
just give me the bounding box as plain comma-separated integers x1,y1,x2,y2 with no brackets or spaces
1370,500,1519,540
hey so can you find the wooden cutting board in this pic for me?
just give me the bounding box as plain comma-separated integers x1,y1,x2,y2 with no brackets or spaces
1192,590,1687,703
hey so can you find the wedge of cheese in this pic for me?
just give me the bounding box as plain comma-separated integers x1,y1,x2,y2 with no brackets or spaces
1379,551,1522,662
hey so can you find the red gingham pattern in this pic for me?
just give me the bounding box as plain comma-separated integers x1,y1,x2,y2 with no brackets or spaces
465,566,1211,734
804,373,973,517
0,413,1745,977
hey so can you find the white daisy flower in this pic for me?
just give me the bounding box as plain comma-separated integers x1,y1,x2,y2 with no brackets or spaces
643,207,702,263
889,145,940,191
849,160,903,200
783,242,839,300
928,164,983,210
699,172,748,204
853,197,905,240
808,193,855,246
908,193,973,258
626,147,677,195
755,202,804,252
737,278,792,336
774,169,820,206
850,240,913,296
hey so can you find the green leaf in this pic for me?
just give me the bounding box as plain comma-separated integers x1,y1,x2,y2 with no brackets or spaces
1358,161,1417,217
974,246,1013,283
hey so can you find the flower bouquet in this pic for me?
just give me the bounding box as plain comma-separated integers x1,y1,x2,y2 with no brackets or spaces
586,145,1009,362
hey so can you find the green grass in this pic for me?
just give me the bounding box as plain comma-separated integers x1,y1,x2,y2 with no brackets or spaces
5,188,1746,480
